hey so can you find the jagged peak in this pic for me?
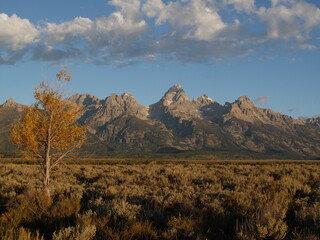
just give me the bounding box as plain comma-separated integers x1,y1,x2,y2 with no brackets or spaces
121,92,135,98
0,98,24,111
237,95,252,102
235,95,254,107
4,98,15,104
70,93,99,99
104,92,139,107
167,84,183,93
161,84,190,106
198,94,214,102
107,92,136,100
163,84,185,98
1,98,18,107
193,94,217,109
107,93,122,100
306,116,320,126
69,93,100,106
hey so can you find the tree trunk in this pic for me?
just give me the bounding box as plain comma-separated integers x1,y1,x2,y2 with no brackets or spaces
43,158,51,204
43,117,52,204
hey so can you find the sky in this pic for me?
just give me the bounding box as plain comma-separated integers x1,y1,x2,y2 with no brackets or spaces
0,0,319,119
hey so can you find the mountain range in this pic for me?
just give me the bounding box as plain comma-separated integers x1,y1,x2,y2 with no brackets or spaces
1,85,320,159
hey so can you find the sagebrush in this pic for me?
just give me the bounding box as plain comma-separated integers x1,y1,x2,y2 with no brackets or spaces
0,161,319,239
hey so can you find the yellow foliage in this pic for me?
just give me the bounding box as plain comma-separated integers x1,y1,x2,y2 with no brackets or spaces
10,69,87,192
11,71,86,162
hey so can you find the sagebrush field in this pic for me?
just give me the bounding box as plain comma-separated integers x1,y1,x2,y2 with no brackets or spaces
0,160,319,240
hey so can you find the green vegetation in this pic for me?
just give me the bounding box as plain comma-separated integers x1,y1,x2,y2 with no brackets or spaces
1,148,313,162
0,161,319,239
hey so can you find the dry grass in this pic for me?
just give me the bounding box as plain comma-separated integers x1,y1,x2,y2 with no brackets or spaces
0,161,319,239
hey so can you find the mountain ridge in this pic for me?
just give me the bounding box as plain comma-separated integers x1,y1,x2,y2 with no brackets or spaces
1,85,319,158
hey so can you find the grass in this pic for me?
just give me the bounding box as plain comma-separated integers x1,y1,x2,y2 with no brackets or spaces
0,160,319,239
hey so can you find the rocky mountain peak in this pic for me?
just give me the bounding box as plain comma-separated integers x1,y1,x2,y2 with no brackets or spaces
2,98,16,107
200,94,212,100
221,96,258,123
307,116,320,127
104,92,147,119
161,84,189,106
1,88,320,158
167,84,183,93
193,94,215,107
106,92,137,105
69,93,101,107
225,95,298,126
235,96,254,108
121,92,135,100
1,98,24,110
148,84,200,122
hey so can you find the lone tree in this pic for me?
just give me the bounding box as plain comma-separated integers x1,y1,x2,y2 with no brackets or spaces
11,69,87,199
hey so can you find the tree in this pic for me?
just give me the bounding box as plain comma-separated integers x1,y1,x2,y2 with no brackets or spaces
11,69,87,200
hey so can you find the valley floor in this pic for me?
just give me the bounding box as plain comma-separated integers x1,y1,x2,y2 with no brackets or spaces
0,160,319,239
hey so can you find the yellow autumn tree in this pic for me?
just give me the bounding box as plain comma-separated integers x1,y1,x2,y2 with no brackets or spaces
11,69,87,199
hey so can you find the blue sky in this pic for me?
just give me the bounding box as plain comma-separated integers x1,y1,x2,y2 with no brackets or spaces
0,0,319,118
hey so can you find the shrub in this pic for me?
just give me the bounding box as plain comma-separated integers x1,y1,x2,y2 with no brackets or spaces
52,224,96,240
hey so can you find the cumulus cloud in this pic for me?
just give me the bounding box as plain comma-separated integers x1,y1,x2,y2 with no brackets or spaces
143,0,228,41
254,96,270,104
223,0,256,13
271,0,296,7
44,0,148,47
258,1,320,40
0,49,27,64
43,17,94,45
93,0,148,46
28,0,149,65
0,0,320,65
32,45,84,62
0,14,39,50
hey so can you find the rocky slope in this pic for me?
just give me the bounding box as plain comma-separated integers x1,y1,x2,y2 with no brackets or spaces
0,99,24,155
1,85,320,158
67,85,320,157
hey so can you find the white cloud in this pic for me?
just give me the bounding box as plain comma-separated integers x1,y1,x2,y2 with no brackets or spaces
258,1,320,39
43,17,94,45
271,0,296,7
296,44,317,50
293,2,320,29
142,0,228,41
0,14,39,50
142,0,165,18
109,0,142,20
1,0,320,65
43,0,148,48
93,12,147,45
258,5,300,39
32,45,83,62
223,0,255,13
254,96,270,104
100,0,148,40
0,49,27,64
